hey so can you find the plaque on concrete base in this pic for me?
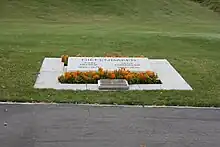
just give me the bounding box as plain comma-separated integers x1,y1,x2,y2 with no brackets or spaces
98,79,129,90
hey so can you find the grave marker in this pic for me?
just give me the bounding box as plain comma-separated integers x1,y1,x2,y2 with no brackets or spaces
67,57,151,72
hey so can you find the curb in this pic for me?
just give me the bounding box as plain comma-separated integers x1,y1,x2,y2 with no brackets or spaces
0,102,220,110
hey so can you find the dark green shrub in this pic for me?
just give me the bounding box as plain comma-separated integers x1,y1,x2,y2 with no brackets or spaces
190,0,220,13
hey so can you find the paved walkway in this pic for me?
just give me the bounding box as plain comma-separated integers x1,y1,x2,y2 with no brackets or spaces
1,104,220,147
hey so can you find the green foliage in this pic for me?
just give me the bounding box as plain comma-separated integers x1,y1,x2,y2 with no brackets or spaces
191,0,220,13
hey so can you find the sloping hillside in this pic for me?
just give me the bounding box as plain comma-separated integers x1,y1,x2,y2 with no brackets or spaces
0,0,219,22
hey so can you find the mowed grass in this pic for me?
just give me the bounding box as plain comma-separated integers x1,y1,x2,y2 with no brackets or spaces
0,21,220,106
0,0,220,106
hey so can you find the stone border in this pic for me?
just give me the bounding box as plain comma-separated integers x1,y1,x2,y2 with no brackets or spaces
34,58,193,91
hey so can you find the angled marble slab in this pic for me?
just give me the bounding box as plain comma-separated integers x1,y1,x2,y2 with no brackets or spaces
149,59,192,90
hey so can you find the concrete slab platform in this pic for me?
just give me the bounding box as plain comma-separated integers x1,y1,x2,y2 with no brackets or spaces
40,58,64,72
149,59,193,90
34,71,62,88
34,58,193,91
129,84,141,90
138,84,162,90
55,84,87,90
86,84,99,91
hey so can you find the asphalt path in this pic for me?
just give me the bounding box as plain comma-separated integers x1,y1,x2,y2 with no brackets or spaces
0,104,220,147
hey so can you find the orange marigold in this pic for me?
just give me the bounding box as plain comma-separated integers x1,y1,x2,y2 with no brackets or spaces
110,73,116,79
76,71,81,75
84,72,89,76
146,71,155,78
139,73,146,80
93,74,100,80
82,75,89,80
90,71,96,76
71,72,77,78
98,67,104,72
99,71,104,76
124,75,129,80
64,72,71,79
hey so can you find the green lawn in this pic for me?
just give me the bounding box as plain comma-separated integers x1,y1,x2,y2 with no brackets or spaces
0,0,220,106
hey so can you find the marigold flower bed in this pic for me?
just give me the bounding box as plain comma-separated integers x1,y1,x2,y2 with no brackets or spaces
58,68,161,84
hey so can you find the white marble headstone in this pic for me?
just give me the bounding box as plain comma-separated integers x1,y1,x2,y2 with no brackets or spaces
67,57,151,72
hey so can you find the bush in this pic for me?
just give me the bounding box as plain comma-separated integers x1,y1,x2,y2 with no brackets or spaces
191,0,220,13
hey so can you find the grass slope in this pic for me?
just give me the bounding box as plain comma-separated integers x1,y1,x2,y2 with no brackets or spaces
0,0,220,106
0,0,220,22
